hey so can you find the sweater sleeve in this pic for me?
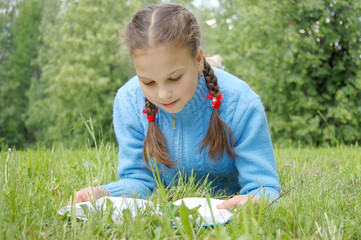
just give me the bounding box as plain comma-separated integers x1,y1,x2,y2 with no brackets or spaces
99,87,156,198
233,98,281,202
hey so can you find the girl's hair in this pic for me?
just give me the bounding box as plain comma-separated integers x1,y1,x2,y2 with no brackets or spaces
125,3,236,169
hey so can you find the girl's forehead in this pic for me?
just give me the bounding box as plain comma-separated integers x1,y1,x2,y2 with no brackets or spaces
132,46,195,68
132,45,191,57
132,46,198,79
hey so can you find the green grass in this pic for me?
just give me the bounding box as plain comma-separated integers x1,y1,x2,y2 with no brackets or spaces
0,144,360,239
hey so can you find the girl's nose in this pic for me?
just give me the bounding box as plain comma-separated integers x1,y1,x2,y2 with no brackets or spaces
158,87,172,101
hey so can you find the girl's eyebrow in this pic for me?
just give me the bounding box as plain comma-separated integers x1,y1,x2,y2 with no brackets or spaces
138,68,184,81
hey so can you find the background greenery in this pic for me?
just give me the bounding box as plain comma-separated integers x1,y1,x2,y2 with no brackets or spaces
210,0,361,146
1,0,360,148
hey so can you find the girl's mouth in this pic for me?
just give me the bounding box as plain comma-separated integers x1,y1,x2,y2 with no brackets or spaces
163,99,179,108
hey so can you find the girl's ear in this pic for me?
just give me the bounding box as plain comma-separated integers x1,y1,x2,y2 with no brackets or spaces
196,47,204,72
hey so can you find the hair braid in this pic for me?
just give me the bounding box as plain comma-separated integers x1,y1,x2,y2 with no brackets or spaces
200,58,237,161
203,58,220,97
143,98,174,170
145,98,157,117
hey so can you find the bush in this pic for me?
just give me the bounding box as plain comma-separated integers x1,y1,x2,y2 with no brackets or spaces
210,0,361,145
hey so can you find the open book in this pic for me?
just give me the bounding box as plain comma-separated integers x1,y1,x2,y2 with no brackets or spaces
58,197,233,227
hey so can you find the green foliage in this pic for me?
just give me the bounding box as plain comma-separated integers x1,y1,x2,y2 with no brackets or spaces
24,0,61,146
26,0,130,147
209,0,361,146
0,0,41,147
1,0,360,147
2,0,161,148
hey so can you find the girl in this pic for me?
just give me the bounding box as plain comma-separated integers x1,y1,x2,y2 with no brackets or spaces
71,3,280,209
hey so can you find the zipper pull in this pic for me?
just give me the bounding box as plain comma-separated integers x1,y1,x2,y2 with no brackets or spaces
172,113,176,129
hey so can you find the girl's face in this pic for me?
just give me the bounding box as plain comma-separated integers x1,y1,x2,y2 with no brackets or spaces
132,45,204,113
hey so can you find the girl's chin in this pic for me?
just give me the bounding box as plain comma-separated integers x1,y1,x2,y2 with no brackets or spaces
160,105,184,114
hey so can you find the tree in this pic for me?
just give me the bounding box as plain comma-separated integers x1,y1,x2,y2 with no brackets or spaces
27,0,160,147
0,0,42,148
0,0,15,148
209,0,361,145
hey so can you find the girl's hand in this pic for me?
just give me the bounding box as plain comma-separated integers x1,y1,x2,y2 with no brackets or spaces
216,195,260,209
68,187,110,205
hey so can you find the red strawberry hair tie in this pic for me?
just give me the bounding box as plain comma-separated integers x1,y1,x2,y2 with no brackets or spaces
146,116,156,122
142,107,159,122
206,92,223,109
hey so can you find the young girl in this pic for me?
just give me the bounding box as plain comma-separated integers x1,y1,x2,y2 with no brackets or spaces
71,3,280,209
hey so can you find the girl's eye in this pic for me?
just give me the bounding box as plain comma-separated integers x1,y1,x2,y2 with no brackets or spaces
170,75,182,81
144,81,154,86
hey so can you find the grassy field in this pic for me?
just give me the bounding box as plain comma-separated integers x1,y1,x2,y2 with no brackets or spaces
0,144,360,239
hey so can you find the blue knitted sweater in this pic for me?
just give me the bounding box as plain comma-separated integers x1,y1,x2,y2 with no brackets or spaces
100,68,280,200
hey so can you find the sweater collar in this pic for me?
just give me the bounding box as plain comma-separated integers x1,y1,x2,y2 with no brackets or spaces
185,75,209,113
